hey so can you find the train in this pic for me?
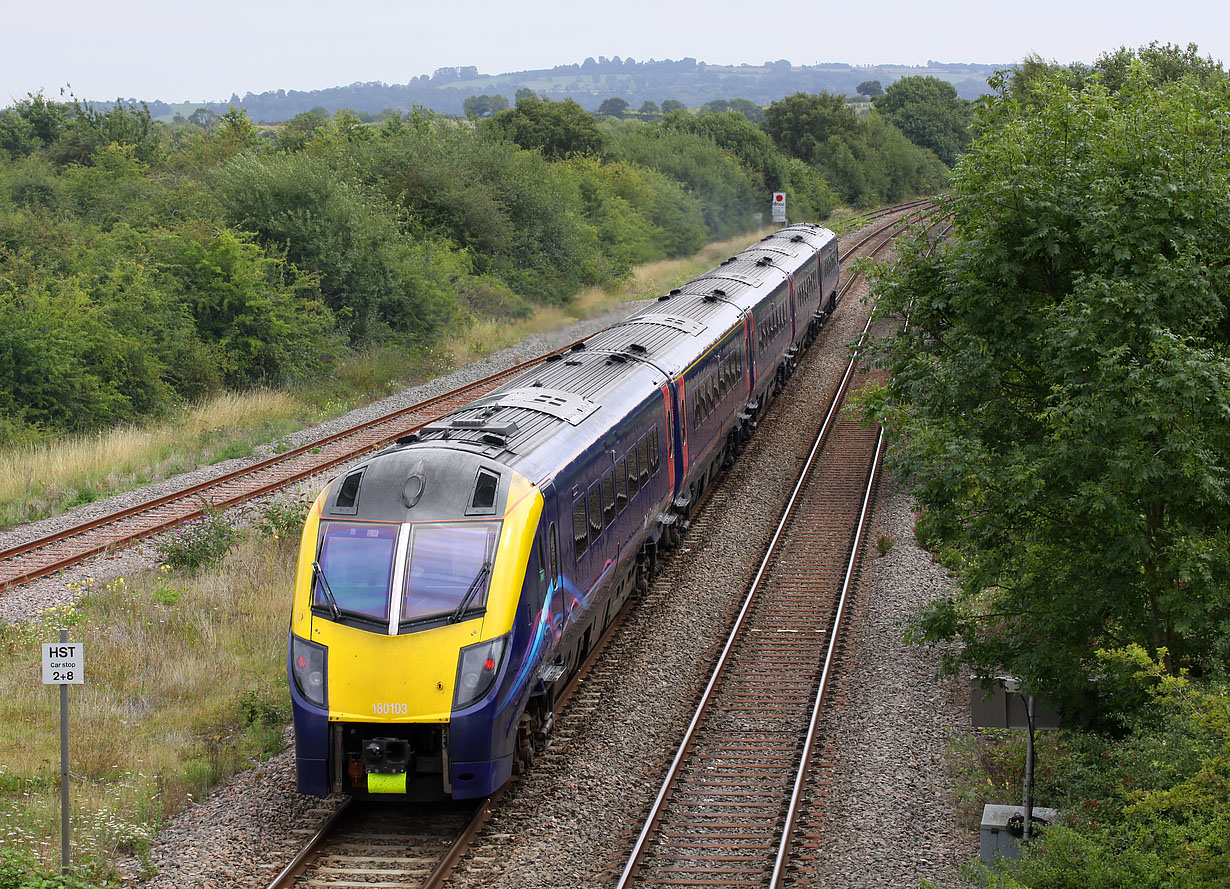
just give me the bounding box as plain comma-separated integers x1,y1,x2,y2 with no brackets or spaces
288,223,840,799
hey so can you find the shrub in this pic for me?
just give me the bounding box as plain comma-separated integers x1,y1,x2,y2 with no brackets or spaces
153,508,238,573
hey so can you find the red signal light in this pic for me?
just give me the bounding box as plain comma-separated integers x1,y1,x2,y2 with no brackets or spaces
297,655,307,669
483,657,496,671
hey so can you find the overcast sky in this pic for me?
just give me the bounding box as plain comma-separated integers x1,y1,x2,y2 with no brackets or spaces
3,0,1226,104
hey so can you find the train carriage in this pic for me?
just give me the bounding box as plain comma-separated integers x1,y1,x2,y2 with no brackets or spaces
289,224,839,800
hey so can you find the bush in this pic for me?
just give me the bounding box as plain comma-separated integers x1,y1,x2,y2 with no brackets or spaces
153,508,238,573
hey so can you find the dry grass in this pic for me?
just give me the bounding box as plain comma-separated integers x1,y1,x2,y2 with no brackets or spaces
0,519,296,877
0,391,303,529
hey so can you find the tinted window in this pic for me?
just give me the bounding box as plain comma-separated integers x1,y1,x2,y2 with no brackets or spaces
588,486,602,538
573,499,588,557
628,449,640,497
616,458,629,511
315,521,396,622
401,521,500,623
470,470,499,511
649,430,660,474
638,440,650,485
549,522,559,582
602,471,616,527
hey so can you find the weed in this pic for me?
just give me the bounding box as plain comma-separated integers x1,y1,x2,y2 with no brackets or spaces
255,496,309,543
877,535,894,556
152,509,238,574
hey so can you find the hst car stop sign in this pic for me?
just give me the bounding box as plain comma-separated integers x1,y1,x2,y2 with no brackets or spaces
42,642,84,684
771,191,786,222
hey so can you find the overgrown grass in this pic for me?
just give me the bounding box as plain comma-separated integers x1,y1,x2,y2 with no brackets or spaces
0,232,765,532
0,391,304,530
0,503,298,884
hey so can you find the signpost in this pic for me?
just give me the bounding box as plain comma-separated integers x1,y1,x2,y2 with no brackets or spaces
42,630,82,873
771,191,787,224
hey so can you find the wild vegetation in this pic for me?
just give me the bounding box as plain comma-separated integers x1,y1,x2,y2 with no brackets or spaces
860,42,1230,883
0,88,947,458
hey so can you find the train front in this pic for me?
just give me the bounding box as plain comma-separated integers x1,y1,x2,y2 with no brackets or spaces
288,444,542,800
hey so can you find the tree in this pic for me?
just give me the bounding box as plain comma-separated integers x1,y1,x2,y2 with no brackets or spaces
483,96,606,159
857,80,884,97
639,100,660,115
660,99,687,113
861,61,1230,710
596,97,630,118
872,75,971,165
189,107,221,130
463,94,509,119
277,109,328,152
762,91,856,164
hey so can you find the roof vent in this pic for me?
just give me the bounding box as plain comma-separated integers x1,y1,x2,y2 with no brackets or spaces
713,288,726,297
606,353,629,364
791,234,805,242
628,343,647,354
565,359,582,366
570,342,586,351
657,294,673,301
545,353,563,362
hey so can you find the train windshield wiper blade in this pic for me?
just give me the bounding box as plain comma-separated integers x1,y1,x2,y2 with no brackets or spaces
312,561,342,620
448,560,491,624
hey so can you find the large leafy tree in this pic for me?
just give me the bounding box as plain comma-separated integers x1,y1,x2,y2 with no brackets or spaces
483,95,607,160
761,91,856,164
862,60,1230,709
872,75,971,166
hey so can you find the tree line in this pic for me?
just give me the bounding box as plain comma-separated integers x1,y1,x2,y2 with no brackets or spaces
860,42,1229,884
0,83,953,443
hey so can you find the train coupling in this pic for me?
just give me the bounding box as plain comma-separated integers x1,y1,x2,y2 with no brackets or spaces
359,737,415,794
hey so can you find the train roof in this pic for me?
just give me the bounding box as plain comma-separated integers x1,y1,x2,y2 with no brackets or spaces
351,225,836,493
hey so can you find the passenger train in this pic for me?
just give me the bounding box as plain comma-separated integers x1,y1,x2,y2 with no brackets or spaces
289,223,841,799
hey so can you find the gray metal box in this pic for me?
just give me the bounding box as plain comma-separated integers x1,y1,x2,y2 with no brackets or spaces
979,804,1059,863
970,677,1061,730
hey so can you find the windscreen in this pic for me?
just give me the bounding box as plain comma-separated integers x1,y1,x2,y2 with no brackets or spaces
314,521,397,623
401,521,501,623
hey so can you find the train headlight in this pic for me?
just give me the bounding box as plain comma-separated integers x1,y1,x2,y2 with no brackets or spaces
453,635,508,711
291,635,328,708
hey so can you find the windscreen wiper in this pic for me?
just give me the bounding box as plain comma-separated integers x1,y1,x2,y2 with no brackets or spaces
312,561,342,620
448,561,492,624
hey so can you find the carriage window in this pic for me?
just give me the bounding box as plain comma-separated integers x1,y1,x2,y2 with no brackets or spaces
616,458,629,511
638,440,650,486
573,499,588,557
549,522,559,582
628,449,640,497
602,470,616,527
649,429,660,474
588,485,603,539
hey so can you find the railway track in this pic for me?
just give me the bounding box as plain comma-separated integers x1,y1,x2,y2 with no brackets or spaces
613,252,891,889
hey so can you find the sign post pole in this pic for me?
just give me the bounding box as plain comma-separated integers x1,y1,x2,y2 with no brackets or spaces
42,629,83,874
59,628,69,873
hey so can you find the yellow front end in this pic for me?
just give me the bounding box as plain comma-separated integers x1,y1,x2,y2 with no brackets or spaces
289,473,542,725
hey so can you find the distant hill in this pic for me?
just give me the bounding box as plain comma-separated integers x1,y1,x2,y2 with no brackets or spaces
140,56,1005,123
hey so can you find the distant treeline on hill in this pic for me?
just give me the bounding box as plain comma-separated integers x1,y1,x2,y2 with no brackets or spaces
98,56,1002,122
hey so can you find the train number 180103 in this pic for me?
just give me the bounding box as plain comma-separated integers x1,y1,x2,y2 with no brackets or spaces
372,702,408,715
